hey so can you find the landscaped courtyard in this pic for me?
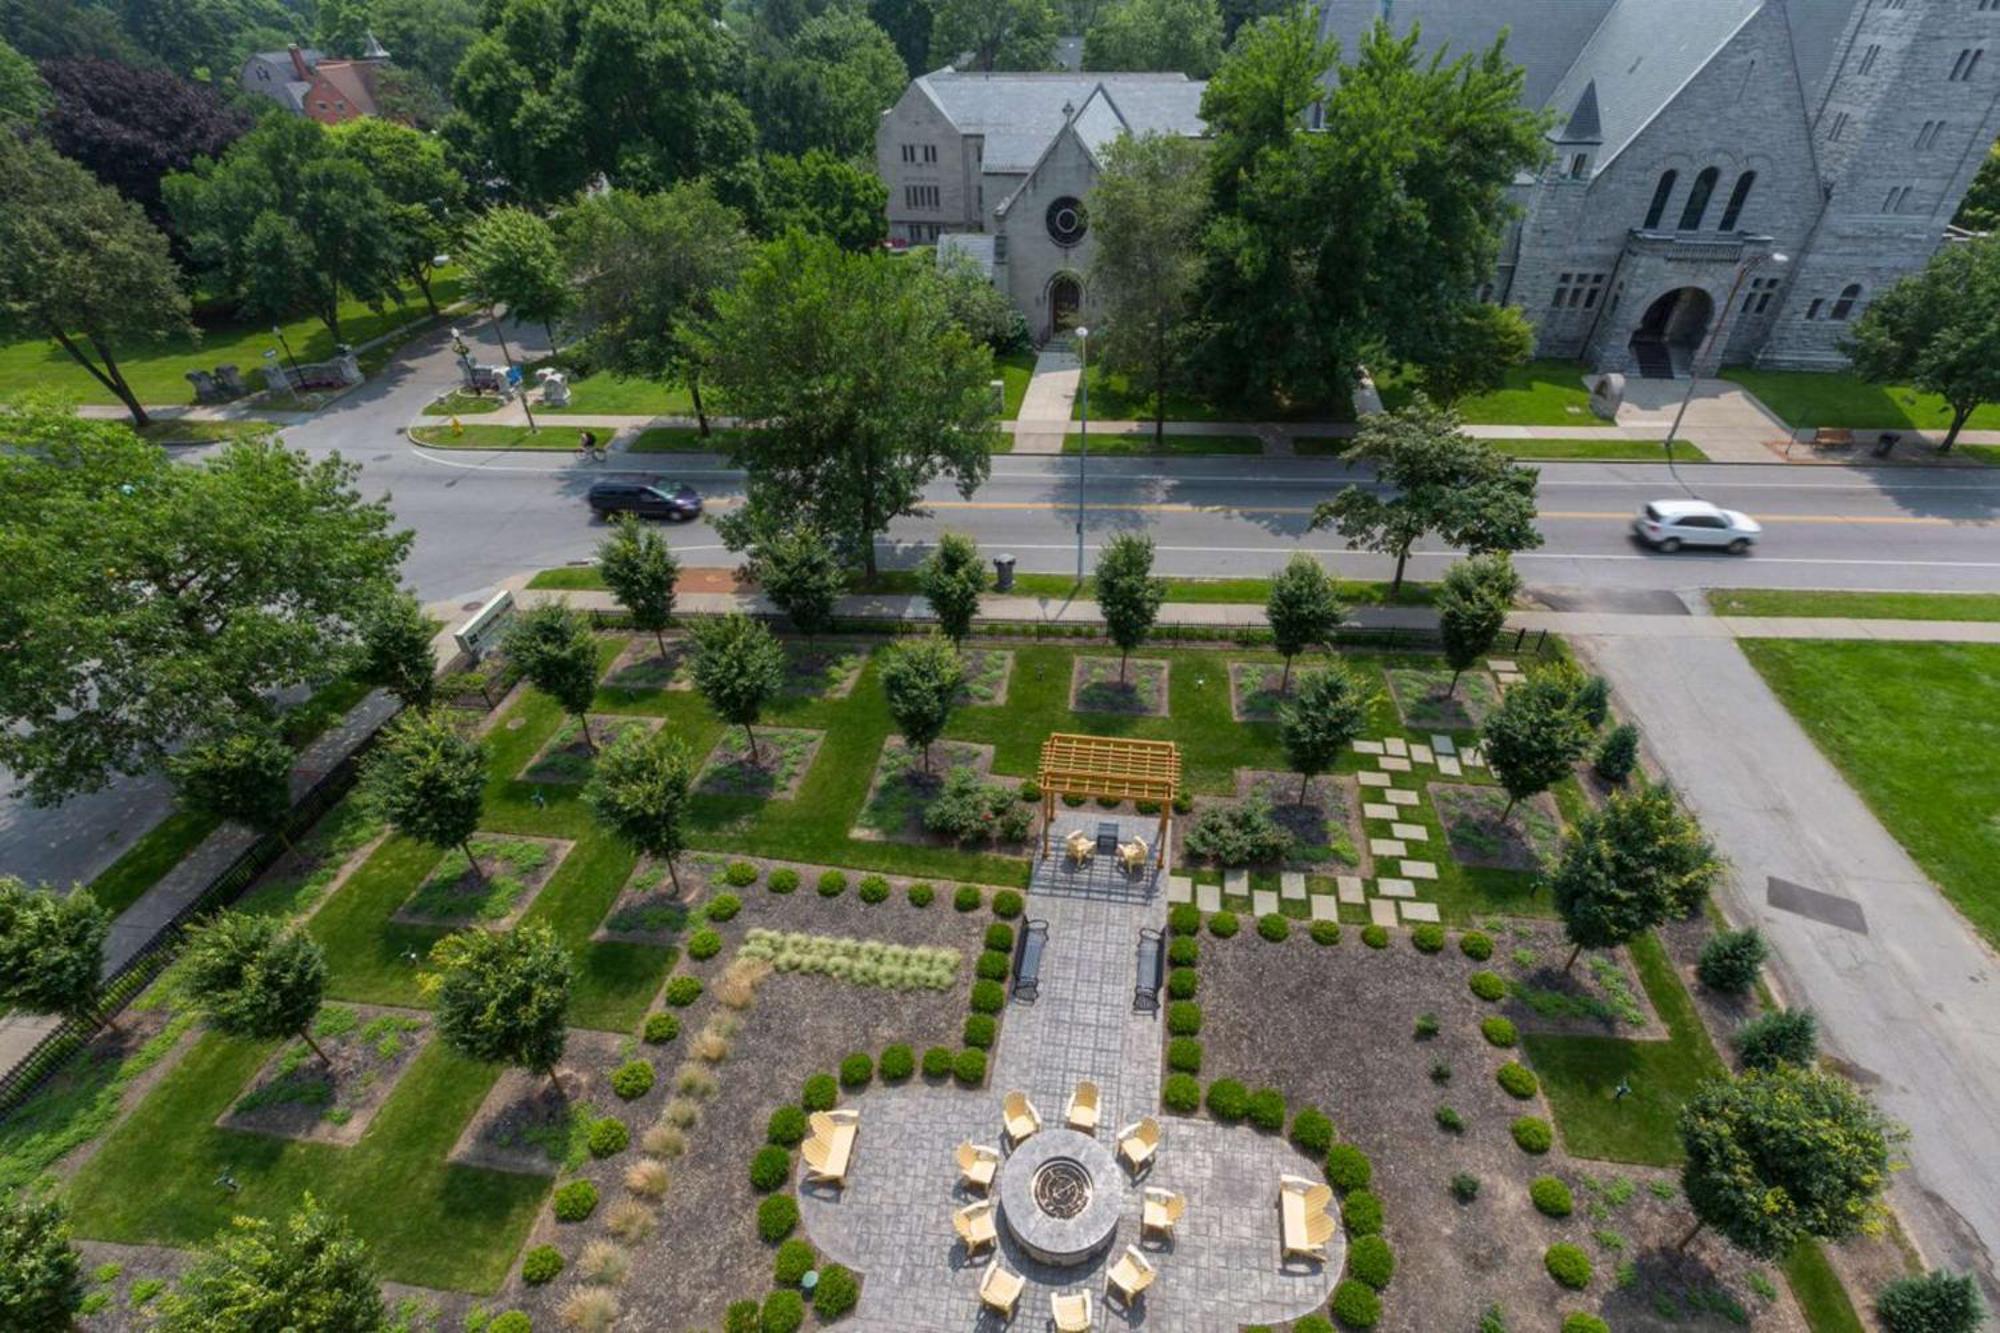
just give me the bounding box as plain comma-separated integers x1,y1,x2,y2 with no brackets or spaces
5,627,1860,1330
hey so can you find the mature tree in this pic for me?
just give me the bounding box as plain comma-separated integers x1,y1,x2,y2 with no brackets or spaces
881,635,963,771
0,879,108,1027
362,0,480,90
1678,1065,1900,1258
360,708,488,876
331,117,468,318
584,727,696,893
0,135,193,427
429,922,572,1087
697,231,1000,579
1279,664,1371,802
917,532,985,644
1734,1008,1819,1073
0,0,142,66
0,35,44,125
1876,1271,1987,1333
1435,553,1521,694
747,523,846,642
1264,553,1342,690
870,0,933,75
1551,783,1720,972
356,590,437,709
0,1191,84,1329
1089,130,1209,444
0,413,409,802
464,205,571,350
598,516,681,656
1410,303,1535,406
504,603,602,752
157,1195,385,1333
760,149,889,253
1480,667,1594,821
750,9,906,159
1311,400,1542,595
1845,236,2000,451
1095,532,1166,681
930,0,1054,71
1956,140,2000,232
1083,0,1223,76
184,913,332,1062
565,182,750,436
690,614,788,762
168,722,295,836
37,58,248,226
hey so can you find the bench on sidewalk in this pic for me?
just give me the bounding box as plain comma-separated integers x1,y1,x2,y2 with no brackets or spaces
1133,928,1165,1014
1811,427,1855,448
1013,919,1048,1001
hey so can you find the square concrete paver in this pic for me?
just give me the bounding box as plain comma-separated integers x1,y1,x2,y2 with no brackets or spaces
1437,756,1462,777
1336,876,1365,905
1376,878,1416,899
1167,875,1193,904
1353,739,1384,755
1368,838,1407,857
1310,895,1339,922
1252,889,1279,916
1400,860,1438,880
1280,871,1306,900
1400,900,1441,923
1378,756,1412,772
1487,659,1517,672
1358,772,1391,789
1363,802,1397,821
1368,899,1399,927
1384,737,1408,757
1196,882,1221,912
1391,823,1428,841
1386,789,1420,807
1224,867,1248,898
1410,744,1433,765
1462,747,1485,766
1431,734,1456,756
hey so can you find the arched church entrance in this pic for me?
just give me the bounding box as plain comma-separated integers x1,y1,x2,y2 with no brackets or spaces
1628,287,1713,379
1048,274,1082,338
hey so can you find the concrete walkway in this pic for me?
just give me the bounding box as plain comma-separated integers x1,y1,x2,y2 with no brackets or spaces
1011,348,1082,455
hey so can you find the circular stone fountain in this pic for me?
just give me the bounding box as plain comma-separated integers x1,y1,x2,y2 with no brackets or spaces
996,1128,1123,1267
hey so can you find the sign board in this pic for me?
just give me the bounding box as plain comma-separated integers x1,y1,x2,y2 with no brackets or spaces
454,589,516,661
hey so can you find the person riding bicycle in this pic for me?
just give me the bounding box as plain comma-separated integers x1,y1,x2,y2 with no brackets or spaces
578,429,603,460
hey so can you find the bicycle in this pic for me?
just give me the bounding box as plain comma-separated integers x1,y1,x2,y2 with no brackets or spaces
574,432,608,463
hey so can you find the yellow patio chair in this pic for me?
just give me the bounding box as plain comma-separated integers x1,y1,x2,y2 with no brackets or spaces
1051,1289,1093,1332
1280,1174,1328,1261
1064,828,1094,867
1117,838,1148,874
803,1108,858,1186
978,1258,1025,1319
1105,1245,1157,1307
956,1140,1000,1193
1065,1079,1101,1133
1116,1116,1160,1174
953,1199,999,1255
1002,1090,1042,1145
1141,1186,1185,1240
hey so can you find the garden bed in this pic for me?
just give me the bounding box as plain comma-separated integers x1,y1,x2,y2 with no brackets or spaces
604,634,693,692
1385,666,1497,732
1069,655,1170,716
1480,920,1666,1041
852,739,1015,845
780,641,865,699
594,857,703,945
518,714,661,785
216,1004,431,1146
390,834,572,929
1237,768,1363,870
447,1030,649,1177
955,647,1014,706
1433,783,1562,871
697,726,825,801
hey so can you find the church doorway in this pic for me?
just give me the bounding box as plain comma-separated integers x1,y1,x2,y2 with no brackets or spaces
1049,274,1082,337
1628,287,1713,379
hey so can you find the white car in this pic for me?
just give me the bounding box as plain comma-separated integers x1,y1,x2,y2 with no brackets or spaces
1632,499,1762,552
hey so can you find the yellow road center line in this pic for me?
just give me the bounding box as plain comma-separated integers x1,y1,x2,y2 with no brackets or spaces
921,500,1981,526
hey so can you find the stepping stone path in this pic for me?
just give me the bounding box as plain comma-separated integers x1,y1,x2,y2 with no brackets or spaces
1400,861,1438,880
1376,879,1416,899
1280,872,1306,901
1437,756,1462,777
1378,756,1412,772
1391,823,1427,841
1337,877,1365,905
1410,744,1433,765
1384,737,1408,757
1353,740,1384,755
1369,839,1407,858
1252,889,1279,916
1386,789,1420,807
1363,803,1398,821
1167,875,1193,904
1224,868,1249,898
1196,883,1221,912
1399,901,1441,923
1358,772,1391,788
1462,747,1485,768
1310,896,1339,922
1369,899,1399,927
1431,735,1455,756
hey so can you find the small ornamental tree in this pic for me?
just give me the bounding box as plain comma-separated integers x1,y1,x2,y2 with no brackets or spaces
0,879,109,1027
1279,665,1373,802
749,523,846,643
427,922,573,1090
1876,1271,1986,1333
157,1195,386,1333
356,591,437,708
0,1190,84,1330
505,603,602,752
1551,783,1721,970
168,722,295,836
917,531,986,644
1435,554,1521,695
598,515,680,656
183,913,333,1064
583,727,696,894
1481,668,1595,821
690,614,787,762
881,635,964,770
1096,532,1167,681
360,709,488,881
1265,553,1343,690
1677,1065,1901,1259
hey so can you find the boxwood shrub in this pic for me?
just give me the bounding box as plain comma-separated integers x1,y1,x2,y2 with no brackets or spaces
813,1264,860,1320
1310,920,1341,946
707,893,742,921
1459,930,1494,961
725,1305,759,1333
587,1116,629,1158
521,1245,563,1284
839,1052,873,1088
1341,1189,1383,1236
612,1059,656,1099
1258,913,1291,942
643,1012,680,1044
1562,1317,1611,1333
1208,910,1240,939
1295,1319,1335,1333
1544,1242,1592,1290
1347,1234,1395,1290
857,875,890,904
953,1048,987,1085
1167,968,1198,1000
802,1073,838,1111
879,1044,915,1082
664,976,703,1007
1205,1078,1249,1122
976,951,1010,981
954,885,982,912
686,928,723,961
1168,903,1201,936
1361,924,1389,949
992,889,1024,919
1325,1144,1373,1192
773,1238,815,1285
1246,1087,1287,1132
817,870,847,897
767,1105,808,1147
761,1288,805,1333
1469,971,1507,1002
722,860,759,888
1481,1017,1519,1048
984,923,1015,953
768,868,800,894
1410,923,1445,954
1331,1278,1382,1328
1168,935,1199,966
1530,1175,1574,1218
907,882,934,906
969,979,1007,1014
552,1180,598,1222
1166,1036,1203,1074
757,1193,799,1241
1512,1116,1554,1154
922,1046,954,1079
1162,1073,1202,1113
1290,1107,1335,1156
750,1145,792,1191
1167,1001,1203,1036
1496,1062,1539,1099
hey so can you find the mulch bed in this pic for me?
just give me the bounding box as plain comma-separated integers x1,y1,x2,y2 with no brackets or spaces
1069,655,1170,716
1238,768,1364,871
389,833,571,929
780,641,866,699
1479,919,1667,1041
594,857,703,945
1432,783,1563,871
956,647,1015,706
1386,666,1498,732
447,1030,646,1176
852,738,1008,843
518,714,661,785
697,726,825,801
216,1004,431,1146
604,633,694,692
1227,661,1301,721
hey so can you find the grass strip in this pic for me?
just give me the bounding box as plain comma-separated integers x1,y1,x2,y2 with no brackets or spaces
1711,589,2000,621
1783,1242,1867,1333
1060,432,1263,456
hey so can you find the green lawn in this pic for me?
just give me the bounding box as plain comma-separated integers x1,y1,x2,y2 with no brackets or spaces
1711,589,2000,621
1722,368,2000,433
133,420,279,447
1376,359,1598,426
423,390,506,416
1071,362,1352,423
408,424,576,450
1742,640,2000,948
1061,432,1263,456
628,426,760,453
539,374,696,417
998,348,1034,420
1294,435,1702,462
0,273,465,408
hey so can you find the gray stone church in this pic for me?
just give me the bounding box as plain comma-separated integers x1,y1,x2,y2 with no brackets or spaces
878,0,2000,375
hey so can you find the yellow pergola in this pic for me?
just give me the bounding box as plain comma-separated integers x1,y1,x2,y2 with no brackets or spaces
1036,733,1182,867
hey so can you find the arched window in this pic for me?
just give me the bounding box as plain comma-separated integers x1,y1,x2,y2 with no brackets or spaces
1678,167,1720,230
1718,171,1757,230
1643,171,1678,229
1830,283,1862,320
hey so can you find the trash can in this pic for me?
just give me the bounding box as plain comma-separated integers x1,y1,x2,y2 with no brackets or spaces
993,554,1017,592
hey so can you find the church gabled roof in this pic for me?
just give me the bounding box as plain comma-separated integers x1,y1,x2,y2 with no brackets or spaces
1556,79,1601,142
1541,0,1760,167
912,69,1205,174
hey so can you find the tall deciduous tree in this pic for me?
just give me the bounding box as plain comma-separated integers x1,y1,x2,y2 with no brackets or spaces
1311,400,1542,595
168,722,295,836
331,117,468,318
1089,130,1209,445
0,411,409,803
0,879,109,1027
690,613,788,762
0,135,193,427
1678,1066,1900,1259
584,727,696,893
427,922,572,1088
598,515,680,656
157,1195,386,1332
504,603,602,753
356,590,438,709
881,634,963,770
183,913,333,1063
869,0,933,76
1480,667,1594,821
1264,553,1343,690
360,709,488,877
1435,553,1521,694
0,36,45,125
929,0,1054,70
697,231,999,580
1551,782,1717,971
1279,664,1372,802
1844,236,2000,451
750,9,907,159
1083,0,1223,76
748,523,846,643
1095,532,1166,681
464,205,571,351
38,58,248,227
917,532,985,644
0,1190,84,1330
759,149,889,253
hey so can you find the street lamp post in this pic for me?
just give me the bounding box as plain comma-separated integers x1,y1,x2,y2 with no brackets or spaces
1075,326,1089,584
272,324,305,385
1663,250,1788,465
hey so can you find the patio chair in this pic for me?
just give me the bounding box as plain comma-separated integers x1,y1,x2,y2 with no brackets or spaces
1280,1174,1330,1261
1002,1090,1042,1146
956,1141,1001,1193
1051,1289,1093,1332
978,1258,1025,1319
803,1108,858,1186
1117,837,1149,875
1141,1186,1185,1240
1065,1079,1101,1134
1105,1246,1157,1307
953,1199,999,1255
1064,828,1094,867
1116,1116,1161,1174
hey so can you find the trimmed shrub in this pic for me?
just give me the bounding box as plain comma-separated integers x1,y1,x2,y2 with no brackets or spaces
1544,1243,1592,1290
953,1048,987,1085
707,893,743,921
802,1073,838,1111
1348,1234,1395,1290
1291,1107,1335,1156
757,1193,799,1241
969,979,1007,1014
1435,1105,1464,1133
726,1303,761,1333
1167,1001,1203,1036
1168,903,1201,936
1162,1073,1201,1113
857,875,890,904
612,1060,656,1099
813,1264,860,1320
992,889,1024,919
1496,1062,1539,1099
976,950,1010,981
1019,780,1041,802
761,1288,805,1333
1459,930,1494,961
1310,920,1341,946
1168,935,1199,966
906,882,934,906
1174,789,1193,814
1469,971,1507,1002
1876,1271,1986,1333
522,1245,564,1284
1167,967,1198,1000
722,860,759,888
978,928,1013,960
1414,1012,1440,1039
879,1044,915,1082
1512,1117,1554,1154
1361,924,1389,949
663,976,703,1007
817,870,847,897
1331,1278,1382,1328
1594,722,1640,784
489,1314,532,1333
767,1105,808,1147
954,885,982,912
1481,1017,1519,1048
643,1012,680,1044
1166,1036,1203,1074
962,1013,997,1048
1411,923,1445,954
839,1052,873,1088
922,1046,954,1079
553,1180,598,1222
1325,1144,1372,1192
1564,1317,1611,1333
1342,1190,1384,1236
1246,1087,1287,1132
1296,1319,1336,1333
1698,927,1769,994
587,1117,629,1158
1530,1175,1574,1218
1205,1078,1249,1122
750,1145,792,1191
768,868,800,894
773,1238,815,1285
1449,1174,1480,1204
1734,1008,1819,1071
1208,910,1240,939
1258,913,1291,942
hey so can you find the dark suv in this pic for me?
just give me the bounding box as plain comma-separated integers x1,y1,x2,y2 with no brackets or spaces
587,480,703,521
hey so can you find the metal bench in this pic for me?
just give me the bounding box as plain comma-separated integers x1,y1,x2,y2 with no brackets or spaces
1013,919,1049,1001
1133,928,1165,1013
